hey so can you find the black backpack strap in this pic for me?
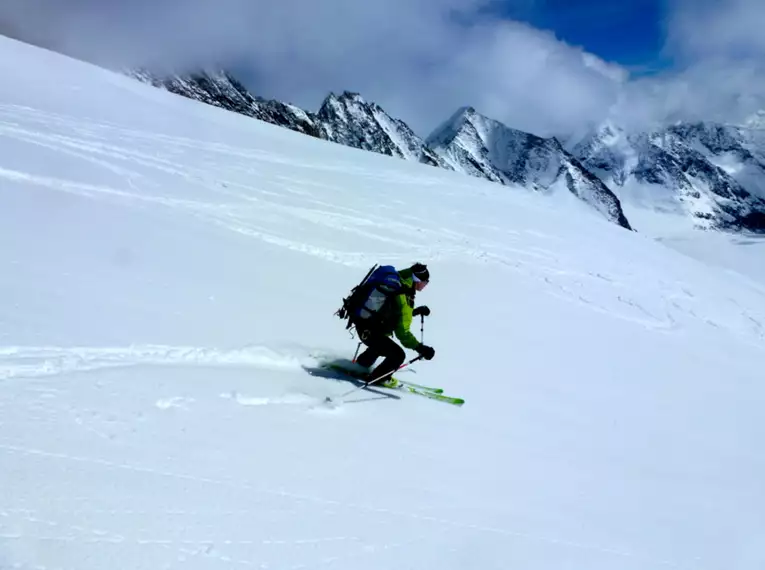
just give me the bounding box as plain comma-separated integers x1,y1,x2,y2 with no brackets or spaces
335,264,379,329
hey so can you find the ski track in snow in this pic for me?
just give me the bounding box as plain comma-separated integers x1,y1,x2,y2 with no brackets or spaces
0,347,733,568
0,344,309,381
0,338,704,568
2,104,765,345
0,344,342,414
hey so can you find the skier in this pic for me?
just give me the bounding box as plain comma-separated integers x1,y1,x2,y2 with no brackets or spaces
353,262,435,383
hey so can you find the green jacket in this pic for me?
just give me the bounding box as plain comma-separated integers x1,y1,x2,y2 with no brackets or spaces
390,268,421,350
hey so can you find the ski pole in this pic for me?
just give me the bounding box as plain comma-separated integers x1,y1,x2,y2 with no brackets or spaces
331,355,423,401
420,314,425,344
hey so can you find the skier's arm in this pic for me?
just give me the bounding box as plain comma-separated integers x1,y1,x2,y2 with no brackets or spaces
393,294,421,349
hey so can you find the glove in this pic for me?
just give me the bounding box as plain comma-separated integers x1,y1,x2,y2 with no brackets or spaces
416,344,435,360
412,305,431,317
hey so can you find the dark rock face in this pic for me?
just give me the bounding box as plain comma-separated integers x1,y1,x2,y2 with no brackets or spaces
129,69,325,138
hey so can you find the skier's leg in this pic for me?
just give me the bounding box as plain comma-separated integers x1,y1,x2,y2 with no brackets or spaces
355,347,379,368
355,328,380,368
368,335,405,381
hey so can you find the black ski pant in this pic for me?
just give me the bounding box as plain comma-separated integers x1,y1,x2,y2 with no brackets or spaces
355,328,405,382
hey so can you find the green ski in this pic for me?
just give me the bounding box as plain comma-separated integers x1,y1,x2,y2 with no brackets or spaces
399,384,465,406
321,363,463,406
380,377,443,394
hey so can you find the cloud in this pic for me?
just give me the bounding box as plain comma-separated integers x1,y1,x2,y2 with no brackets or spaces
628,0,765,127
1,0,764,138
0,0,629,136
415,21,627,136
666,0,765,61
616,61,765,130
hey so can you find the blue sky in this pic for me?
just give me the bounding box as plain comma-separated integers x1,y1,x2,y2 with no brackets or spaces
498,0,670,73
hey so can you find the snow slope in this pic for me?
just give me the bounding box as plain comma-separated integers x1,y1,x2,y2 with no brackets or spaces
1,36,765,570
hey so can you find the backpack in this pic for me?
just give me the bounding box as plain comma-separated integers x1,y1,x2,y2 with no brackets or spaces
335,264,403,332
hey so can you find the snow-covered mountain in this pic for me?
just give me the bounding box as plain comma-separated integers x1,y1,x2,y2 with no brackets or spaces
427,107,632,229
130,71,447,168
130,69,765,235
573,122,765,232
129,69,325,138
131,70,632,228
317,91,449,168
666,121,765,200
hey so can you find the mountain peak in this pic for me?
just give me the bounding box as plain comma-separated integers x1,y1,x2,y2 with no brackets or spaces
456,105,477,118
452,105,493,127
340,90,365,101
314,90,450,168
426,106,486,149
427,108,631,229
324,91,367,106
